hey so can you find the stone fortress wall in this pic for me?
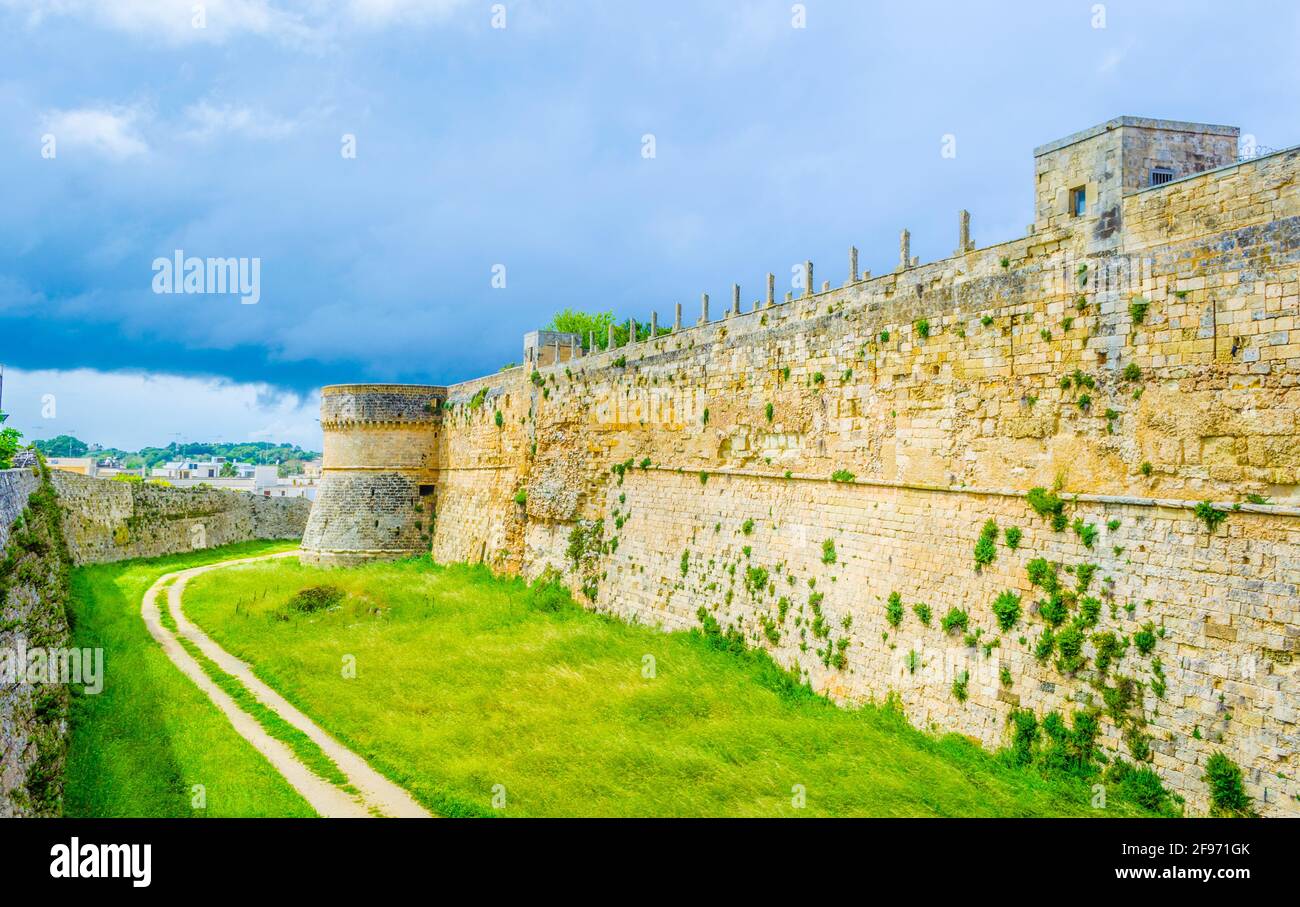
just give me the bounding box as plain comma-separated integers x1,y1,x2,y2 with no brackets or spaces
51,471,311,565
302,118,1300,816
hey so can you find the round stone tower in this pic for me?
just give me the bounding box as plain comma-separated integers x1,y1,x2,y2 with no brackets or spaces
300,384,443,567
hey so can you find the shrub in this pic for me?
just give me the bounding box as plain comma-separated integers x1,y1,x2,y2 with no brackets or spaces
885,592,904,628
1004,526,1022,549
286,585,345,614
915,318,930,339
513,489,527,505
1203,752,1255,817
764,402,774,422
912,602,932,625
1194,500,1226,534
1122,362,1142,381
1026,557,1059,593
830,469,855,483
1133,621,1157,656
1008,709,1038,765
951,671,969,702
680,549,690,577
1139,461,1153,477
879,330,890,343
981,315,994,326
940,607,968,635
1055,623,1086,674
494,409,504,428
991,591,1021,631
973,518,998,570
1073,519,1098,549
821,539,837,565
1129,298,1150,324
1026,487,1066,530
741,518,755,535
812,372,825,385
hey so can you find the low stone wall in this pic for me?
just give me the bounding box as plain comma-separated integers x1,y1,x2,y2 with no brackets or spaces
50,472,310,566
0,466,72,817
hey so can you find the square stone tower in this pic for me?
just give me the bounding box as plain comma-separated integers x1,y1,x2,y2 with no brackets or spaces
1033,116,1240,250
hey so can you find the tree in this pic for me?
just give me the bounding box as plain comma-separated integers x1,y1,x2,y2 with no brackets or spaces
0,426,21,469
34,435,88,458
219,461,237,478
544,308,671,351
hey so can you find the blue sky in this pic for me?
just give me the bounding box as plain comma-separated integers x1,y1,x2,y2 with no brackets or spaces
1,0,1297,450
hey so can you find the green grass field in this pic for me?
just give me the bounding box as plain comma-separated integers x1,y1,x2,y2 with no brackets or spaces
181,555,1160,817
64,541,316,817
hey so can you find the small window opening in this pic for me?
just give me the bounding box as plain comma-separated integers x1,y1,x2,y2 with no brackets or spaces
1069,186,1086,217
418,484,435,497
1149,167,1175,187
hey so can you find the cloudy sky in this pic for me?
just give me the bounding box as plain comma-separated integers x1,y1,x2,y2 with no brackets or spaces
1,0,1297,451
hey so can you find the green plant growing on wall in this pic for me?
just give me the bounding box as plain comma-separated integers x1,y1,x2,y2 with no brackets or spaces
1034,627,1056,661
701,408,710,425
940,607,968,635
879,330,890,343
1139,461,1153,477
981,315,993,327
639,457,651,469
842,369,853,382
1203,752,1255,817
912,602,932,625
741,518,755,535
1133,621,1158,656
1000,665,1013,688
612,356,627,368
513,489,527,505
1061,317,1074,332
1026,487,1067,531
1129,298,1150,324
973,518,999,570
530,370,544,388
951,671,969,702
1072,519,1098,549
830,469,855,483
1026,556,1059,592
1077,393,1092,411
1054,623,1087,674
1004,526,1022,550
821,539,837,565
812,371,825,385
1194,501,1226,534
906,650,919,675
1040,328,1052,342
1122,362,1142,382
885,592,904,628
494,410,504,428
764,402,774,423
1008,709,1038,765
991,590,1021,631
699,471,709,485
915,318,930,339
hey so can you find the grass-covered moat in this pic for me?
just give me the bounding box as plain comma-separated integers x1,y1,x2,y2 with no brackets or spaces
178,554,1175,817
64,541,314,817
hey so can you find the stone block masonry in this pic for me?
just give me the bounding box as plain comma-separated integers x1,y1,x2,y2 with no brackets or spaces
52,471,311,566
0,466,71,816
305,118,1300,816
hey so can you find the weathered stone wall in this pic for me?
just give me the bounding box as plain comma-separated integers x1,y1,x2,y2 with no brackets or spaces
0,468,40,554
410,142,1300,816
0,466,72,817
301,384,441,566
51,472,310,566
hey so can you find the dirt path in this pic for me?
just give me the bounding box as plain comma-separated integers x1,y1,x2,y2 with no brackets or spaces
141,551,433,819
